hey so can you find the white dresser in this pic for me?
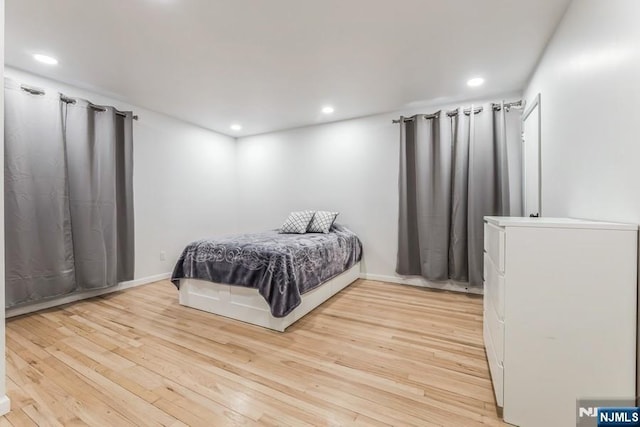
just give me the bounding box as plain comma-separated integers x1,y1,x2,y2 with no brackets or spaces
483,216,637,427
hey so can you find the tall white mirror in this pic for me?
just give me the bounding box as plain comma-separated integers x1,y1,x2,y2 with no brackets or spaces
522,94,541,217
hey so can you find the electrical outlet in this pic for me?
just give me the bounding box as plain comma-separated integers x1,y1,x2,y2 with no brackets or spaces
160,251,166,261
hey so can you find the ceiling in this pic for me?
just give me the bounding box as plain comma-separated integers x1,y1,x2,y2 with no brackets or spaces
6,0,571,137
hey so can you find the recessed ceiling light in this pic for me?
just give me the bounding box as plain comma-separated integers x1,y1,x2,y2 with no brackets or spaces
322,106,335,114
33,54,58,65
230,124,242,131
467,77,485,87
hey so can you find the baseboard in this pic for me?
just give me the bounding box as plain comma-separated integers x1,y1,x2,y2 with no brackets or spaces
0,395,11,416
118,272,172,289
6,272,172,318
359,273,484,295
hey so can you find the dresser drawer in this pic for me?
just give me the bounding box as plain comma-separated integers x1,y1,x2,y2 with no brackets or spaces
484,317,504,407
483,253,505,320
484,223,505,273
485,299,505,364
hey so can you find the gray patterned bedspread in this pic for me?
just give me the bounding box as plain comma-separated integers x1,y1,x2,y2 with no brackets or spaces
171,224,362,318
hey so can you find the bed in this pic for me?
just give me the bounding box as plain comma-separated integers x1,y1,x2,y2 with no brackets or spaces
171,224,362,331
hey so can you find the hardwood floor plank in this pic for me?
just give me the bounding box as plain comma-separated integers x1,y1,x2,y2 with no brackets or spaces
5,408,38,427
1,279,505,426
21,356,138,426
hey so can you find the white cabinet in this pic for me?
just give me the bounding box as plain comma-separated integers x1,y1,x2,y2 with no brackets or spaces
483,216,637,427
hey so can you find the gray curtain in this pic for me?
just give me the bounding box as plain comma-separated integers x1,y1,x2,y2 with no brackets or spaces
114,111,135,282
5,80,77,305
449,107,471,282
397,102,521,288
397,112,452,280
64,100,135,289
5,80,135,307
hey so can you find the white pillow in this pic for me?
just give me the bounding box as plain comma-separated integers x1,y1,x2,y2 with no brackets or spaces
308,211,339,233
279,210,315,234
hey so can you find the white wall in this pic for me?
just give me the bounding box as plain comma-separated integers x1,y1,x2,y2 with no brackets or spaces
0,0,9,415
4,67,239,281
236,94,522,292
524,0,640,222
237,114,399,279
523,0,640,399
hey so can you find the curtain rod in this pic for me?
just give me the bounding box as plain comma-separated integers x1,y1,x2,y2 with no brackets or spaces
392,106,483,124
392,99,523,124
492,100,525,111
20,84,139,120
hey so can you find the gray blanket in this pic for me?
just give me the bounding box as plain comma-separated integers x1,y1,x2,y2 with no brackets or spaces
171,224,362,317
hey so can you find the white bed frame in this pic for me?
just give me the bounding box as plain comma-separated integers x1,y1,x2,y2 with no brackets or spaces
178,262,361,332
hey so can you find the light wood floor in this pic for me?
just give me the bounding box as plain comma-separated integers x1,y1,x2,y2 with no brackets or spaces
1,279,505,426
